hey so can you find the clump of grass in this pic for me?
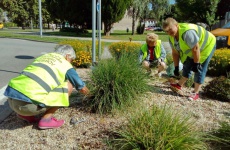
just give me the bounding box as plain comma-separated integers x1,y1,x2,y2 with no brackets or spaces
110,105,210,150
208,122,230,149
87,51,149,114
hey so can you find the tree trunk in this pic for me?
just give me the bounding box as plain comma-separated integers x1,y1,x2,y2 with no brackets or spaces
104,22,112,36
132,8,135,35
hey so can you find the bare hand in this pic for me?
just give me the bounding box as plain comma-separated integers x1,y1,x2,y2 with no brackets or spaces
79,86,90,95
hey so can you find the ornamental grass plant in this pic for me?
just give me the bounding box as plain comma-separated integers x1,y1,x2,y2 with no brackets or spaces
209,122,230,150
110,105,210,150
86,50,149,114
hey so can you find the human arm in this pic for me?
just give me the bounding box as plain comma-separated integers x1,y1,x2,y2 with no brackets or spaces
183,30,200,63
183,30,201,72
138,50,144,64
65,68,89,95
172,48,180,76
159,43,166,61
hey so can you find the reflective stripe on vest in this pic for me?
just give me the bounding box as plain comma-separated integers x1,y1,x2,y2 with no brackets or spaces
141,40,162,60
169,23,216,63
9,53,73,106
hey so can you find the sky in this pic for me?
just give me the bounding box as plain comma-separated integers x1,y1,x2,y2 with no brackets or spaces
169,0,175,4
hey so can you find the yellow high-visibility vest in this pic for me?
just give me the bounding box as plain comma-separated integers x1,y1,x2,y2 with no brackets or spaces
169,23,216,63
9,53,73,106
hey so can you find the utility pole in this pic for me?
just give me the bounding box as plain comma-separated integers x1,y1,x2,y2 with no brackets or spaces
97,0,101,60
92,0,96,64
38,0,42,38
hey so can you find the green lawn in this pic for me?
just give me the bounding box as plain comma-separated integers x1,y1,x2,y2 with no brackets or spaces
0,28,169,43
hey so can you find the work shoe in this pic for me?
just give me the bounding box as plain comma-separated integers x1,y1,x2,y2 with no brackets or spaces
188,93,199,100
17,114,40,123
38,117,65,129
170,83,184,96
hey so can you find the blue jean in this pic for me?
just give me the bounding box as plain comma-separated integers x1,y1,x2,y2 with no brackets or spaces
182,45,216,84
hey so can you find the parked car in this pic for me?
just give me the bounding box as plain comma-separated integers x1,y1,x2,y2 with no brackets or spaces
211,21,230,48
145,26,154,31
0,23,3,29
153,26,163,32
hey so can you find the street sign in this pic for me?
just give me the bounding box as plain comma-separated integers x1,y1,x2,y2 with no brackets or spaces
97,2,100,12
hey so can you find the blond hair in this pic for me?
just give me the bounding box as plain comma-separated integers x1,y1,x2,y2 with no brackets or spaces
146,33,158,45
162,17,178,29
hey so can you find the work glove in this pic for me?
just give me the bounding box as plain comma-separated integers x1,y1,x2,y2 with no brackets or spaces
174,66,180,76
192,63,202,72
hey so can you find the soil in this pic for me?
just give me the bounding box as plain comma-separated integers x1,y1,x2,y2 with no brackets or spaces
0,68,229,150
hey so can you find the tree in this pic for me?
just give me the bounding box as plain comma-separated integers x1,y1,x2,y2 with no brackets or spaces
0,8,4,22
128,0,151,35
150,0,171,22
0,0,50,29
102,0,131,36
175,0,220,29
45,0,92,28
206,0,220,30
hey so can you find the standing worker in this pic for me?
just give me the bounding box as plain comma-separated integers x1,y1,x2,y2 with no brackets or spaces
4,44,89,129
162,18,216,100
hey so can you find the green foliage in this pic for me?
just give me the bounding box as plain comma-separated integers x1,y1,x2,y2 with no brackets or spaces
45,0,92,27
102,0,131,36
59,39,103,68
60,27,88,33
3,22,17,28
0,0,41,27
86,52,149,114
202,76,230,102
110,105,209,149
209,122,230,149
150,0,171,21
207,48,230,77
175,0,219,26
108,41,141,59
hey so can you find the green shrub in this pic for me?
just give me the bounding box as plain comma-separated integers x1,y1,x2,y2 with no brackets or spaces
59,39,103,68
60,27,88,33
86,51,149,114
202,76,230,102
109,41,141,59
110,105,209,150
3,22,17,28
207,48,230,77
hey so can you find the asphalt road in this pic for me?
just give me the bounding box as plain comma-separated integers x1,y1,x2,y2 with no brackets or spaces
0,38,57,122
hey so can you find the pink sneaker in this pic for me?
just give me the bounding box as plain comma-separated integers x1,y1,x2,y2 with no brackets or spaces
188,93,199,100
17,114,40,123
38,117,65,129
170,83,184,96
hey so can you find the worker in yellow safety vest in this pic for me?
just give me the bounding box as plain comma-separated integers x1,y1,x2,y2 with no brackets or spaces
162,17,216,100
4,44,90,129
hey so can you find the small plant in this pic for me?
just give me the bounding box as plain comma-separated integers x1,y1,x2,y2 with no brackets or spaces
207,48,230,77
86,51,149,114
59,39,103,68
110,105,209,150
72,51,91,68
109,41,141,59
202,76,230,102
